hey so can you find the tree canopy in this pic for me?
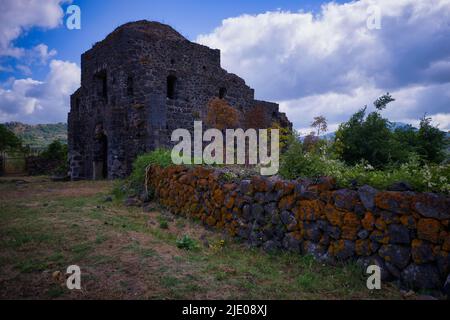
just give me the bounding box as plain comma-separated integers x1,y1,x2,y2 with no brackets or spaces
334,94,448,168
0,124,22,152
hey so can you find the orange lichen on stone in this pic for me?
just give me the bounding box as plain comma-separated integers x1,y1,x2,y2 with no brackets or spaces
206,216,217,227
411,239,435,264
223,183,236,193
216,221,225,229
375,191,412,214
325,205,344,227
273,180,285,192
370,230,389,244
319,190,333,204
278,194,295,210
312,177,336,193
212,189,225,205
225,196,235,209
251,176,268,192
441,231,450,251
400,214,416,229
375,217,387,231
341,212,361,240
329,240,353,258
355,239,371,256
361,212,375,231
328,241,339,256
286,182,296,193
296,200,325,221
417,218,441,243
193,166,211,179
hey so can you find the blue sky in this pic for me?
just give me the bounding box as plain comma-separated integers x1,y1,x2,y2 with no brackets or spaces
1,0,342,81
1,0,449,133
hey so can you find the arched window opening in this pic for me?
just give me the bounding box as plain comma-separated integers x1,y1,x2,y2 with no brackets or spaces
94,70,108,101
75,98,81,112
126,76,134,96
219,87,227,99
167,75,177,99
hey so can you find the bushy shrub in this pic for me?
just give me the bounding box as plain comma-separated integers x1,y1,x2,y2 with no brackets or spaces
41,140,67,161
157,215,169,229
128,148,172,193
206,98,240,130
112,179,128,201
279,136,325,179
176,235,198,251
280,145,450,194
35,140,68,176
354,158,450,193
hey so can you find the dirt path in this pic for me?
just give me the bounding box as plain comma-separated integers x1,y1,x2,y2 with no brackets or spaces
0,177,408,300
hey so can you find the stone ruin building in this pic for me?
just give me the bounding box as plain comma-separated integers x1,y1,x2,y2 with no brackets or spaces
68,20,292,180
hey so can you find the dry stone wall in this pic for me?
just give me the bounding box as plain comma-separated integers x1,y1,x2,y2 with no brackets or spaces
146,165,450,292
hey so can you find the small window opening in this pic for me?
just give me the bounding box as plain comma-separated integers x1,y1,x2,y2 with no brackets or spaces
75,98,80,111
126,76,134,96
219,87,227,99
167,75,177,99
94,70,108,101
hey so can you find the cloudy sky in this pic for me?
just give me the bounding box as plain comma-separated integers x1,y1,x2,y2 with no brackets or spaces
0,0,449,133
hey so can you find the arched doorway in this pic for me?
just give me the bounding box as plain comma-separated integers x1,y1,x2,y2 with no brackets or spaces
93,125,108,180
167,75,177,99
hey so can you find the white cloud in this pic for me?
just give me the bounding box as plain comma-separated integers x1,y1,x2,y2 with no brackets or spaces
0,59,80,123
0,65,14,73
280,83,450,133
428,113,450,131
32,43,57,64
197,0,450,132
16,64,32,76
0,0,69,57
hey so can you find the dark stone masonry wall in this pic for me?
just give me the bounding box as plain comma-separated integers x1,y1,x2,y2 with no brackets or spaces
146,165,450,292
25,156,61,176
68,20,291,181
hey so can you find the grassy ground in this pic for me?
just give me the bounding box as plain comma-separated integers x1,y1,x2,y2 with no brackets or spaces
0,176,408,300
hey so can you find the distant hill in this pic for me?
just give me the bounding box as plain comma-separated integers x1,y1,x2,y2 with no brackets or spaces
3,122,67,150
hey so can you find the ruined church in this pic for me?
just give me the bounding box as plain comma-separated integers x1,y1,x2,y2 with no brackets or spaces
68,20,291,180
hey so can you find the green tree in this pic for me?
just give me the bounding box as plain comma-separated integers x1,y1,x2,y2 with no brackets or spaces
374,93,395,111
311,115,328,136
416,115,447,163
0,124,22,152
41,140,68,162
392,118,448,164
334,94,404,168
335,107,397,168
